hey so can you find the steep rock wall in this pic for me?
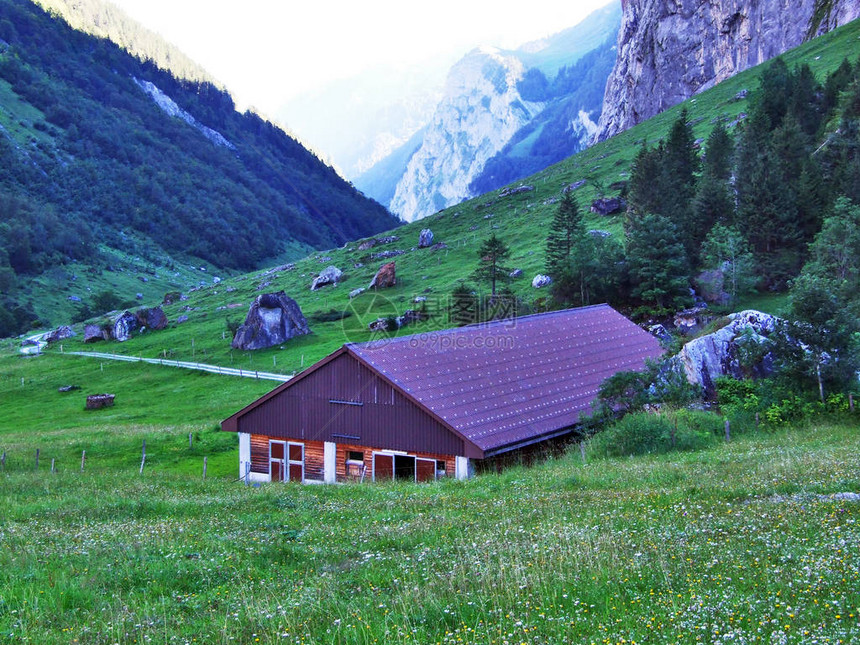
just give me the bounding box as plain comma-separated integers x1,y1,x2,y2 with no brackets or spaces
390,47,543,222
596,0,860,141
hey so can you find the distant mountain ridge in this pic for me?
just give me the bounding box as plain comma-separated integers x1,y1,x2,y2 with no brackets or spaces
595,0,860,141
356,1,622,222
0,0,398,332
33,0,218,87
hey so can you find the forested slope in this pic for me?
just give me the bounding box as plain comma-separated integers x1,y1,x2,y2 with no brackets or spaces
0,0,397,334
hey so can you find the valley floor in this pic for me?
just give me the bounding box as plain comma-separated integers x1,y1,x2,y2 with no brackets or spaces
0,422,858,643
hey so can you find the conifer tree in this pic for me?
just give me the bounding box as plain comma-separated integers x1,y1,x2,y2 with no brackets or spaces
626,213,691,313
544,192,584,277
627,142,663,216
472,233,511,296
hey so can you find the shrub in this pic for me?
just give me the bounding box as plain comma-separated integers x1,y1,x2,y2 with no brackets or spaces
588,411,718,458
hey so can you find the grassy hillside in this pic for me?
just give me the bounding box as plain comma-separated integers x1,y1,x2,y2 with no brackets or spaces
0,422,857,642
11,17,855,378
0,0,398,331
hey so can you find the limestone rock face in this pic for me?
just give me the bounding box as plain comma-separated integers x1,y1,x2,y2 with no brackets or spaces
369,262,396,290
311,266,343,291
595,0,860,142
390,46,544,222
231,291,311,351
675,309,778,396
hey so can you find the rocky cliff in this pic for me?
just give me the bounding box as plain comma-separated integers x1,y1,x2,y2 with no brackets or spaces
389,47,544,222
595,0,860,141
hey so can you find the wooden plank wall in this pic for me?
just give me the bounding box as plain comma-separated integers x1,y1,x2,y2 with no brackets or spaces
250,434,268,474
250,435,456,482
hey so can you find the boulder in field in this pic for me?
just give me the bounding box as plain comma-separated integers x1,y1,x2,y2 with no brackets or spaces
112,311,140,342
136,306,168,331
674,310,779,397
84,324,109,343
418,228,434,248
231,291,311,351
590,197,626,216
311,266,343,290
532,274,552,289
369,262,396,290
45,326,75,343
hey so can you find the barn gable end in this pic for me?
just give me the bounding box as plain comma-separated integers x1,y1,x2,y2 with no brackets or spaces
226,350,474,461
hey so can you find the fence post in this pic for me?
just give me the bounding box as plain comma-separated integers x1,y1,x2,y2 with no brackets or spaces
724,419,731,442
1,451,5,471
203,456,208,480
51,458,55,474
755,412,760,430
81,450,86,472
579,441,586,464
189,432,193,450
139,440,146,475
35,448,39,470
850,393,855,413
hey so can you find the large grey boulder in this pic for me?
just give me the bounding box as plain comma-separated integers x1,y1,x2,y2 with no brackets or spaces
418,228,434,248
45,326,75,343
231,291,311,351
84,324,109,343
675,310,778,396
532,274,552,289
136,307,168,331
311,266,343,291
112,311,140,342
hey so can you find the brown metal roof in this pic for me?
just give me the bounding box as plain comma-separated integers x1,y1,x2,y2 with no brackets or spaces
347,304,663,455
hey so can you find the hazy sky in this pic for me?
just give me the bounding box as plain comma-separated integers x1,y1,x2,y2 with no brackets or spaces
109,0,615,115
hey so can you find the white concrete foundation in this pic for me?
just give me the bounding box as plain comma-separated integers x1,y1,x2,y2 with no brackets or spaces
238,432,251,480
455,456,470,480
324,441,336,484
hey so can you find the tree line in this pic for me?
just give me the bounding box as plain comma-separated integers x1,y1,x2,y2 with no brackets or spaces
461,54,860,394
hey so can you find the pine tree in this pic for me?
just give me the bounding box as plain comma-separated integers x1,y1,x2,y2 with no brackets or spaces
701,122,734,181
661,108,701,262
544,192,584,277
626,213,691,313
472,233,511,296
627,142,664,216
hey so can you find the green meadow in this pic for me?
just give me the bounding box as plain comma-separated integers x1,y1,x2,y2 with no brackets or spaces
0,420,857,643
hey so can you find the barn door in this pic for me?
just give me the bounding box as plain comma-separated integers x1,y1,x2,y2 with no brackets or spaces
372,453,394,481
287,442,304,482
269,441,286,482
416,458,437,482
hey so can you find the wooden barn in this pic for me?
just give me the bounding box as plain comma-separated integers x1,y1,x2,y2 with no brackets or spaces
221,304,663,484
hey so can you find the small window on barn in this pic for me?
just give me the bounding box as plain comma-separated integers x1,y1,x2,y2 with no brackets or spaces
347,450,364,463
436,460,446,474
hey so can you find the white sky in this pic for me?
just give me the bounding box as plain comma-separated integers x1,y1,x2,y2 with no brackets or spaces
109,0,614,115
